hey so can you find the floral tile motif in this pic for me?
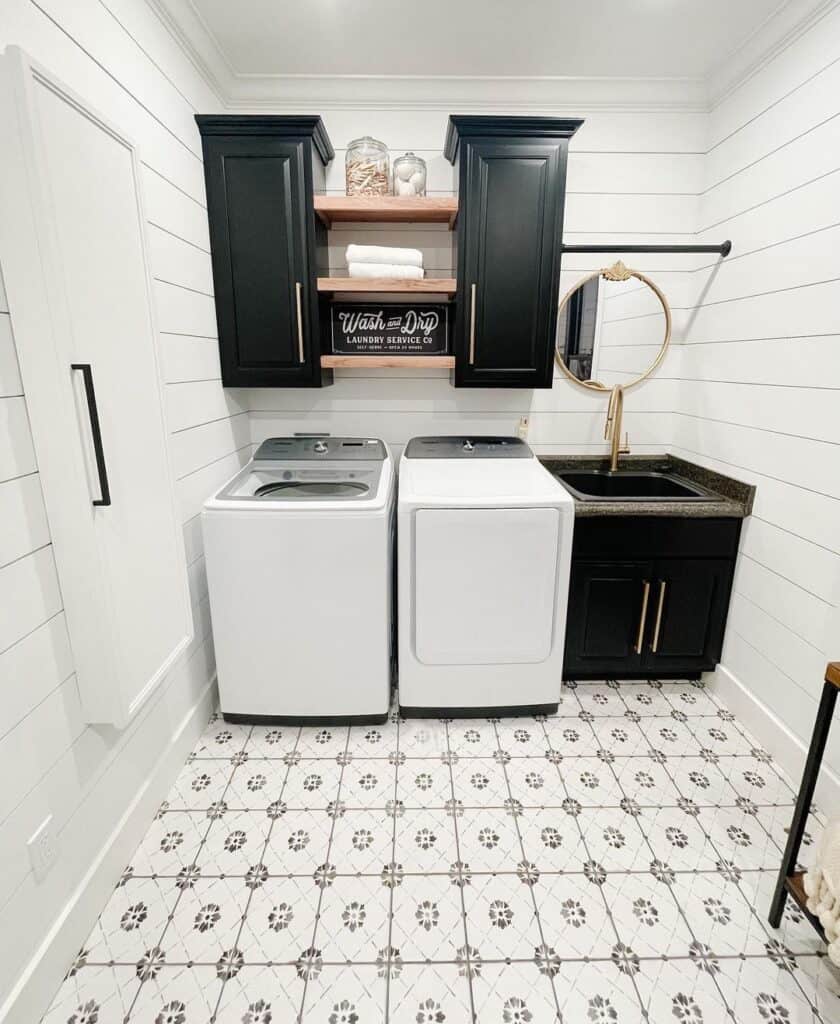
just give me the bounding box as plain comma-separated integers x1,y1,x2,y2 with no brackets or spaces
504,759,566,807
609,757,682,804
517,813,586,873
294,725,350,759
199,810,272,876
447,719,501,756
542,717,603,756
283,760,344,810
535,872,616,959
192,721,251,758
715,755,796,806
398,718,448,759
341,760,397,808
391,873,467,963
670,870,772,957
393,810,458,874
461,872,543,961
602,870,694,958
551,959,643,1022
634,957,728,1022
739,871,826,956
575,682,626,718
495,720,550,756
213,964,302,1023
584,716,650,757
668,756,736,806
452,758,511,807
689,716,756,755
163,877,250,963
470,960,560,1023
577,806,650,872
793,956,840,1023
558,758,624,807
315,873,392,963
40,964,141,1022
632,804,721,872
82,877,177,963
702,805,784,869
387,962,472,1023
130,811,210,876
246,724,299,758
237,876,321,964
396,760,453,810
346,722,395,760
326,809,395,875
458,809,527,873
225,760,289,809
165,759,233,810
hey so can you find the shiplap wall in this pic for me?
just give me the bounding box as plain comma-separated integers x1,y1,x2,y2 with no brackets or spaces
0,0,236,1012
247,109,705,456
677,6,840,790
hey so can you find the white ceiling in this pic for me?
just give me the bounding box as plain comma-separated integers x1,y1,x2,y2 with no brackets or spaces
187,0,785,79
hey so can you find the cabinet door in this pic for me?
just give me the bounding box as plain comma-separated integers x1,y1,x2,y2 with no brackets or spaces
564,562,653,678
0,50,192,726
202,135,318,386
455,140,567,387
642,559,734,674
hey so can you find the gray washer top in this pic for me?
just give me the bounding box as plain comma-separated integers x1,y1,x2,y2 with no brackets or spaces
404,436,533,459
254,436,388,461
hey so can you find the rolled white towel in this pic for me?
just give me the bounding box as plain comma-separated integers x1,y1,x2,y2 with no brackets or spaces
346,244,423,269
347,262,424,281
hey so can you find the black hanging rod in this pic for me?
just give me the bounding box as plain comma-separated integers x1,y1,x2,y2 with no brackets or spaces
560,240,731,257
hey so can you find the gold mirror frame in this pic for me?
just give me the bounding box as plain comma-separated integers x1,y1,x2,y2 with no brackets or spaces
554,260,672,392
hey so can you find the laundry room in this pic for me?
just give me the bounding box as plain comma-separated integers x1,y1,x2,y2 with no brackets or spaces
1,1,839,1021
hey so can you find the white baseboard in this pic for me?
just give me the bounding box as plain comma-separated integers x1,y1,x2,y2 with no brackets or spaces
0,675,218,1024
707,663,840,817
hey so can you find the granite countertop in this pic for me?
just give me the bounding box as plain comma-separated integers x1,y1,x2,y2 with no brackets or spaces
539,454,755,518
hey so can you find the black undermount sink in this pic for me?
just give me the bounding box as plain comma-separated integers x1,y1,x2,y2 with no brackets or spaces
557,470,716,502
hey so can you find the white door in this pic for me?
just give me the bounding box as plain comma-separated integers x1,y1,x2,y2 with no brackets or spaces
413,506,560,664
0,49,192,727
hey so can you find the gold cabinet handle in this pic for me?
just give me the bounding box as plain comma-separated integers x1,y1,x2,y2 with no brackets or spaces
295,281,305,363
468,283,477,364
634,580,651,654
651,580,667,653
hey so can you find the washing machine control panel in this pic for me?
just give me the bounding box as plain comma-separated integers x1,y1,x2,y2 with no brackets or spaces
254,437,387,461
404,436,533,459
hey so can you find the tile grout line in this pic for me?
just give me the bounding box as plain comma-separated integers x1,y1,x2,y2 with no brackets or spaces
491,717,564,1021
384,706,401,1023
443,719,478,1024
297,725,351,1024
212,723,297,1022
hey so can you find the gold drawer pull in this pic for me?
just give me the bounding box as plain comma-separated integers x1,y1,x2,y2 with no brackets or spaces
651,580,667,653
634,580,651,654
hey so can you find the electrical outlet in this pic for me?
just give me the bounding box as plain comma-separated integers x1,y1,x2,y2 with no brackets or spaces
28,815,58,881
517,415,530,440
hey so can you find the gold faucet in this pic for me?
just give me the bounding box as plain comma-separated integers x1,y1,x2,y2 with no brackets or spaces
605,384,631,472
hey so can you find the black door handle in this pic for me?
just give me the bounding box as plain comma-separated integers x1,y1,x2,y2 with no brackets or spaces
71,363,111,507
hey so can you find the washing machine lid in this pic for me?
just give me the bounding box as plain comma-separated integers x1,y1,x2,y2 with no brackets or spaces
404,436,532,459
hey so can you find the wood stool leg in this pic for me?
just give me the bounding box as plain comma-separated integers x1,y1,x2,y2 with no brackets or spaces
769,678,838,927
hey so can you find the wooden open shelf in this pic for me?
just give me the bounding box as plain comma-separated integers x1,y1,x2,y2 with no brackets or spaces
321,354,455,369
317,277,457,295
314,195,458,228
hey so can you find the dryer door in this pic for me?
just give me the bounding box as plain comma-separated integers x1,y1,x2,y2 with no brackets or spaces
413,507,560,665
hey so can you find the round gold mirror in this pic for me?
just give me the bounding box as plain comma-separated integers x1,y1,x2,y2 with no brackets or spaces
555,261,672,392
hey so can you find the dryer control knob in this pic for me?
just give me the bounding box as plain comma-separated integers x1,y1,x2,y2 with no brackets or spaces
314,440,328,453
463,440,475,452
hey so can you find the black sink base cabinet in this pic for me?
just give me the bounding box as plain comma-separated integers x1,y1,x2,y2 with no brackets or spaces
564,517,741,680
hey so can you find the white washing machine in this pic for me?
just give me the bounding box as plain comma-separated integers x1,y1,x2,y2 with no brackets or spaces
203,436,394,723
398,436,574,716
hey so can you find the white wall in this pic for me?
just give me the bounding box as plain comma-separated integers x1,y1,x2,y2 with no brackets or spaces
679,6,840,800
248,107,704,457
0,1,237,1018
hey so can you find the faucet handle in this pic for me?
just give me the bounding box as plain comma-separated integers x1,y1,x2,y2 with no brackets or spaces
620,432,631,455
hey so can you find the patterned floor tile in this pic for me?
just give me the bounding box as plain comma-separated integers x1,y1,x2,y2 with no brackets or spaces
396,760,452,809
457,808,526,873
302,964,386,1022
82,877,177,964
398,718,448,759
551,959,643,1022
670,869,772,957
199,810,272,876
225,760,289,809
622,683,676,717
635,714,696,752
461,872,543,961
559,758,624,807
535,872,616,959
702,805,784,869
584,717,650,757
130,811,210,876
609,757,683,803
452,757,511,806
164,759,233,810
495,719,550,756
447,719,500,756
542,717,603,756
634,957,728,1022
577,806,650,872
603,870,694,957
192,721,251,758
715,955,821,1022
327,808,395,875
162,877,250,963
668,755,735,805
238,876,321,964
575,682,626,718
214,964,302,1023
517,812,586,873
346,722,395,759
716,755,797,805
690,716,755,755
295,726,350,759
794,956,840,1024
505,759,566,807
470,960,560,1023
740,871,826,956
632,804,721,871
246,724,299,758
315,873,392,963
387,962,472,1024
391,873,467,962
393,810,458,874
283,760,344,810
40,964,141,1023
341,760,397,808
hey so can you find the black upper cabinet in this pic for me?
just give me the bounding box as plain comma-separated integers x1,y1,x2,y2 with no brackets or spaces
197,116,334,387
445,116,583,388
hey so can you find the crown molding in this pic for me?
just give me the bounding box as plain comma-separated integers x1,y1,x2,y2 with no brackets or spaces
148,0,837,115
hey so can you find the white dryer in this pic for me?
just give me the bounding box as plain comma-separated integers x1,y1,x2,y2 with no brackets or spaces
203,437,394,723
398,436,574,716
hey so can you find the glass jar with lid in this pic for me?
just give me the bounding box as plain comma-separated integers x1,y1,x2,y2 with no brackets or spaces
345,137,390,196
393,152,427,196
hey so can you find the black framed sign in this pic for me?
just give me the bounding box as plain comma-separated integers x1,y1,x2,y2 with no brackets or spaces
330,303,449,355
